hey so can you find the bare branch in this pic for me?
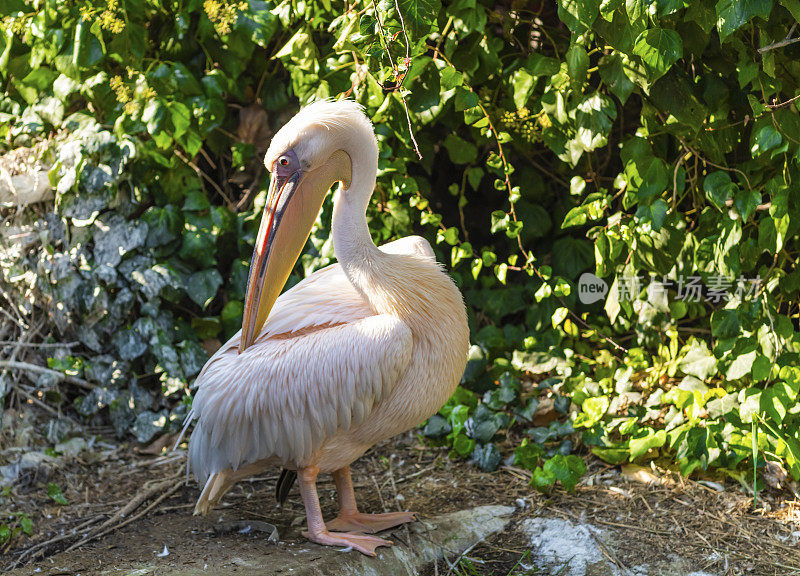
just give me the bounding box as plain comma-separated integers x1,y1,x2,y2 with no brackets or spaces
0,360,93,390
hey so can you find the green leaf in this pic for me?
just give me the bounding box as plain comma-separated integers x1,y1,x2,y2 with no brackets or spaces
632,28,683,82
441,66,463,90
562,206,587,228
531,466,557,492
557,0,603,31
758,214,790,253
396,0,441,39
703,171,737,210
575,395,609,427
47,482,68,505
542,454,587,491
454,86,478,111
359,13,377,36
781,0,800,22
452,432,476,457
751,124,782,156
679,340,718,380
186,269,222,309
514,440,544,470
444,133,478,164
629,429,667,459
566,45,589,86
512,68,535,110
715,0,773,42
525,53,561,77
598,53,636,103
734,189,761,221
18,514,33,535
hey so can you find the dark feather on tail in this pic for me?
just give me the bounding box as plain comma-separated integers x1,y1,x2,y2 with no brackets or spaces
276,468,297,504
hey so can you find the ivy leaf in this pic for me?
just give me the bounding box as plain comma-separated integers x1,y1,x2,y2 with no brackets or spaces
47,483,68,505
512,68,535,110
758,214,790,253
187,269,222,309
715,0,773,42
169,102,191,139
542,454,587,492
472,443,501,471
440,66,462,90
734,189,761,221
454,86,478,111
18,514,33,535
396,0,441,39
423,414,450,438
566,44,589,86
557,0,603,32
444,133,477,164
703,171,737,210
632,28,682,82
574,395,609,427
629,429,667,459
679,340,718,380
728,350,757,380
525,53,561,77
598,53,635,103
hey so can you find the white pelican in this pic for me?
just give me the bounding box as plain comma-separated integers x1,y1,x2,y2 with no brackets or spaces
183,100,469,555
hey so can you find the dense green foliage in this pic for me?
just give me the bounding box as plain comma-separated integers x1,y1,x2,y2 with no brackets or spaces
2,0,800,492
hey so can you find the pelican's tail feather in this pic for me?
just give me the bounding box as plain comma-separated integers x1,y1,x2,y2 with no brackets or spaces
193,460,272,516
194,471,233,516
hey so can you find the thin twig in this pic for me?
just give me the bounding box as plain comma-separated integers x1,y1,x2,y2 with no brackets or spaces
13,384,59,415
64,480,183,553
174,149,235,206
764,93,800,109
443,537,486,576
370,0,422,159
0,340,79,348
758,24,799,53
0,305,26,330
235,164,265,212
0,360,93,390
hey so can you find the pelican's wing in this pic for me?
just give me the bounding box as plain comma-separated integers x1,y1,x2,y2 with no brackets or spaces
199,263,369,368
200,235,433,365
186,314,413,484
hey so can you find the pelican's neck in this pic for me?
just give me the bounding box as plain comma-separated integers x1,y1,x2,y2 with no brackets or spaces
331,128,381,275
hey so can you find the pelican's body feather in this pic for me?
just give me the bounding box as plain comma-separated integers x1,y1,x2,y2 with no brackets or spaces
186,236,466,485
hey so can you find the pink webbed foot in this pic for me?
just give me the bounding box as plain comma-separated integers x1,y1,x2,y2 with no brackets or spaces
325,511,417,534
302,529,393,556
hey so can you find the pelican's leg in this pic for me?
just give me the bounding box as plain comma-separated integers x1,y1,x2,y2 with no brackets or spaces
325,466,417,533
298,465,392,556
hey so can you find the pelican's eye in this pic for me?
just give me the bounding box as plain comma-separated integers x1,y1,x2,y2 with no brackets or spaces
273,149,300,179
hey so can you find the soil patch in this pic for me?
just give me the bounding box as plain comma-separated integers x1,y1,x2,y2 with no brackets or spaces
2,433,799,575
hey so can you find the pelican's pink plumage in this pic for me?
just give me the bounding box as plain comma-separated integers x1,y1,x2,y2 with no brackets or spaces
183,100,469,555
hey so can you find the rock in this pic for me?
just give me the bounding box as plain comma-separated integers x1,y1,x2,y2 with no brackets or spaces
0,451,57,487
521,517,722,576
55,437,88,458
522,518,611,576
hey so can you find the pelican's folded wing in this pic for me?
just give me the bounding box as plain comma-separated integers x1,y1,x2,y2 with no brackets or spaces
199,235,433,366
186,314,413,485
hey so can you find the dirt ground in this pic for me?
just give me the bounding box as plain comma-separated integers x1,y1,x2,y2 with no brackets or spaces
3,429,800,576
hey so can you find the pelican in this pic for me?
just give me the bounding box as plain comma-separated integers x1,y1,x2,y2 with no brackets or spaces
182,100,469,556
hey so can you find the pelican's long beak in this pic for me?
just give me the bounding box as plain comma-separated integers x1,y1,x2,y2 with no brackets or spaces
239,151,350,352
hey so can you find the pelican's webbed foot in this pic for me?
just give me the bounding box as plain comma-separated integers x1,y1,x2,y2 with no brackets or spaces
302,529,392,556
326,511,417,533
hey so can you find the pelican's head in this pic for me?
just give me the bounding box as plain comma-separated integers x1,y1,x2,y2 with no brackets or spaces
240,100,373,352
